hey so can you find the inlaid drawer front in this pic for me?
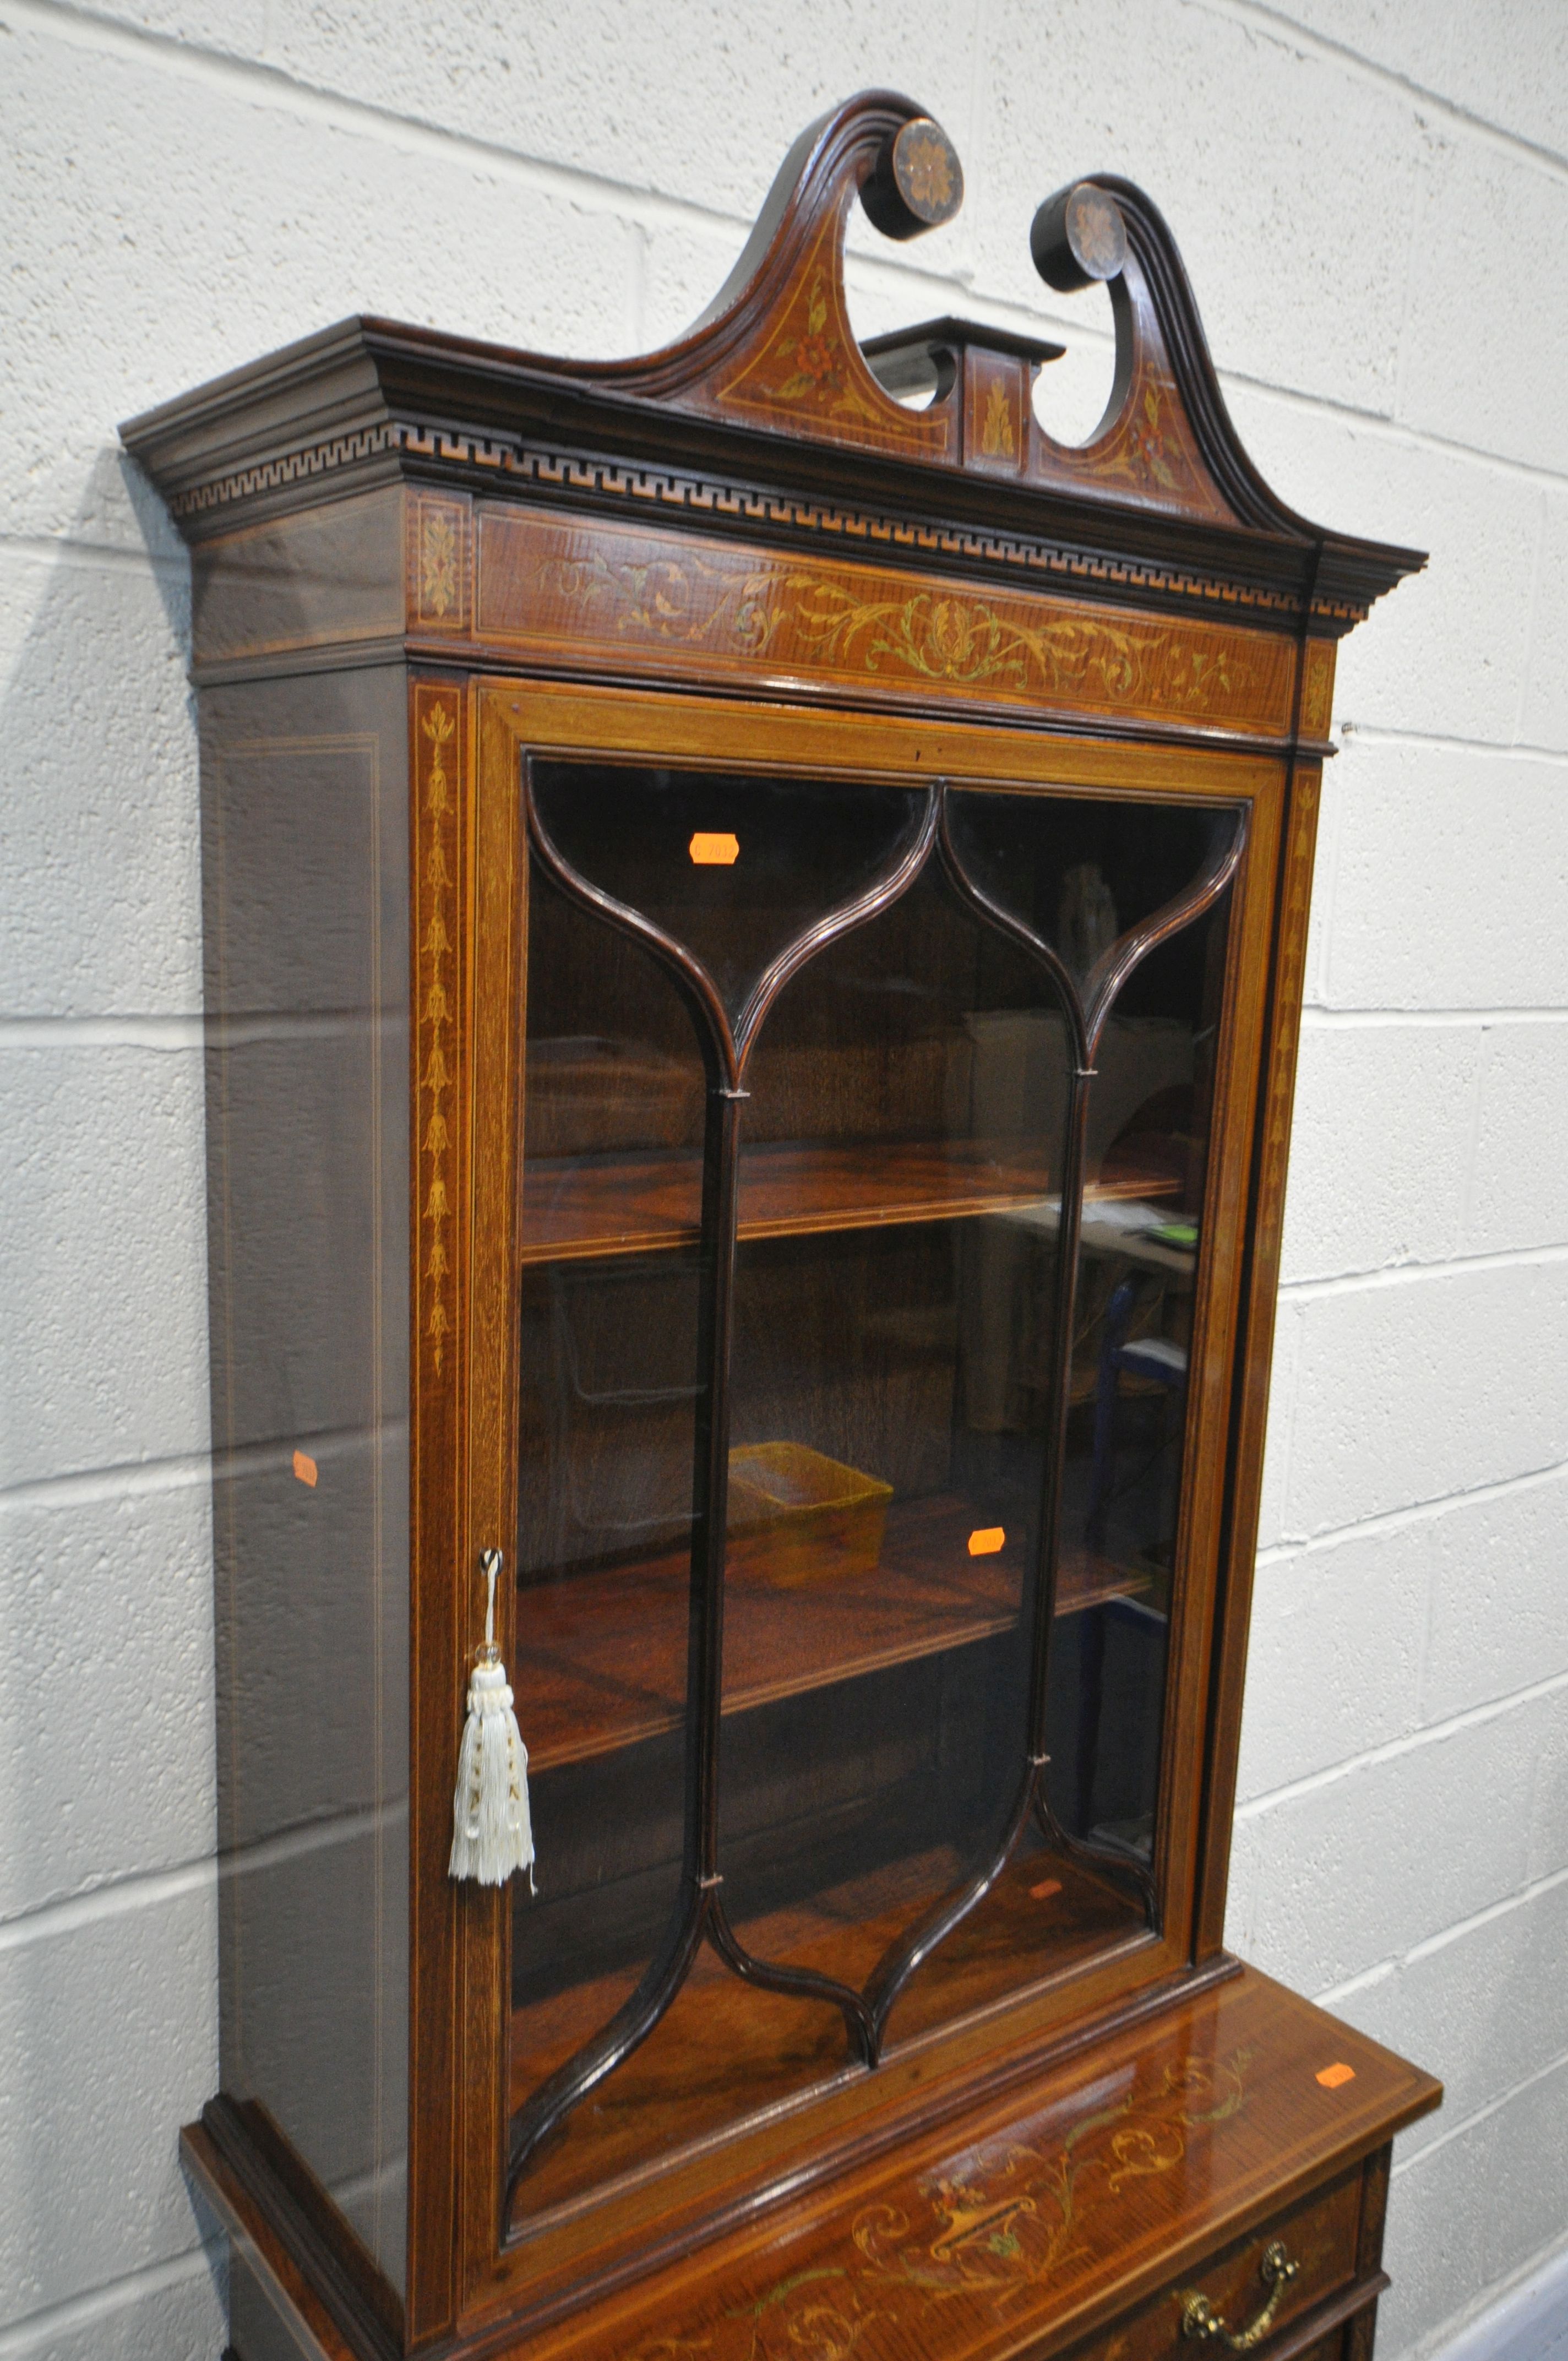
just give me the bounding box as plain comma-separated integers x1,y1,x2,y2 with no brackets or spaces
1066,2170,1362,2360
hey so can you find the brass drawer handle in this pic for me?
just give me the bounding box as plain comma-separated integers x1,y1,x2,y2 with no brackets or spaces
1182,2241,1300,2348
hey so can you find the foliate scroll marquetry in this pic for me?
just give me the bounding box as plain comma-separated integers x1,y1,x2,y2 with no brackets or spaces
476,509,1298,739
962,347,1029,480
1034,361,1226,518
128,93,1424,644
413,686,462,1378
171,417,1344,626
638,95,962,464
609,2049,1254,2361
1300,638,1336,741
708,218,955,461
409,490,471,634
408,676,468,2337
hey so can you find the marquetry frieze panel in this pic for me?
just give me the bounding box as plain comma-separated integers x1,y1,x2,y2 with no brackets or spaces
412,686,461,1377
1300,637,1336,738
407,489,472,636
475,507,1298,741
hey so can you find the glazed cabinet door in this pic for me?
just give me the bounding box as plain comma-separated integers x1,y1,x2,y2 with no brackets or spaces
455,683,1286,2304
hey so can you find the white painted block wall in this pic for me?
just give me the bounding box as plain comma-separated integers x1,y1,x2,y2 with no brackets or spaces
1,4,1563,2355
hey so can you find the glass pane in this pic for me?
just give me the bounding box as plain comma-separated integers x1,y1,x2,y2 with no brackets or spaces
518,857,707,1265
530,760,925,1022
509,861,706,2213
946,789,1235,988
507,764,1240,2222
717,850,1138,2064
1042,889,1234,1873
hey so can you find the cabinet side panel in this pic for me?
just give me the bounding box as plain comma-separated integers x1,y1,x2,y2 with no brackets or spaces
1195,758,1321,1959
191,486,406,672
230,2249,330,2361
202,666,411,2299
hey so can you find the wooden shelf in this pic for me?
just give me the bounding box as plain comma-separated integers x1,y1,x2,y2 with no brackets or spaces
521,1494,1151,1775
521,1137,1178,1265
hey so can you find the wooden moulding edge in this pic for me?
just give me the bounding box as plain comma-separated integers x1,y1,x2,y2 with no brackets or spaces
1258,2271,1392,2361
179,637,1334,772
458,1956,1240,2349
185,1957,1433,2361
185,2131,1393,2361
459,1971,1420,2361
185,2104,401,2361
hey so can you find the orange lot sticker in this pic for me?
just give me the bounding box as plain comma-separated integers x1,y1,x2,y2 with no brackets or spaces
689,832,739,866
968,1527,1005,1555
1316,2061,1356,2089
292,1450,318,1487
1030,1878,1063,1901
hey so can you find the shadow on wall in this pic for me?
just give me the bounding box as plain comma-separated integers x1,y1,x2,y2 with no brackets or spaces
0,442,205,1481
0,446,230,2343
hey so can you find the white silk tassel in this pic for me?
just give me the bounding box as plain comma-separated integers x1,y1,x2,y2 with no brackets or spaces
448,1549,535,1889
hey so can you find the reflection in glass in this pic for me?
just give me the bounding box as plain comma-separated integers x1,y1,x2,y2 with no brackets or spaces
718,862,1068,2041
206,695,410,2291
946,788,1236,993
531,761,925,1023
507,763,1238,2219
1041,892,1233,1874
510,867,705,2211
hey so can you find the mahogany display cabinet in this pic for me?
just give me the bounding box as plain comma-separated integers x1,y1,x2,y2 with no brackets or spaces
123,92,1440,2361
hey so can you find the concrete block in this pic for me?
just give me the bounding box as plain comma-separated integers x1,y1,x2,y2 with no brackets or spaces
1284,1260,1568,1538
1279,1019,1480,1281
70,0,266,51
1236,1518,1429,1802
1254,1294,1300,1556
1318,741,1568,1013
1221,391,1539,749
1423,1470,1568,1720
1299,757,1342,1013
1430,4,1568,163
0,1044,210,1489
970,0,1427,417
1220,1799,1261,1960
0,2253,225,2361
1025,297,1120,449
1266,2,1568,164
1426,2235,1568,2361
263,0,978,238
0,548,200,1018
2,20,640,542
1521,493,1568,756
1464,1024,1568,1255
1399,142,1568,475
1376,2050,1568,2359
0,1878,217,2320
1233,1687,1550,1990
1528,1683,1568,1884
1259,0,1459,79
1330,1874,1568,2163
640,220,755,356
0,1481,214,1921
